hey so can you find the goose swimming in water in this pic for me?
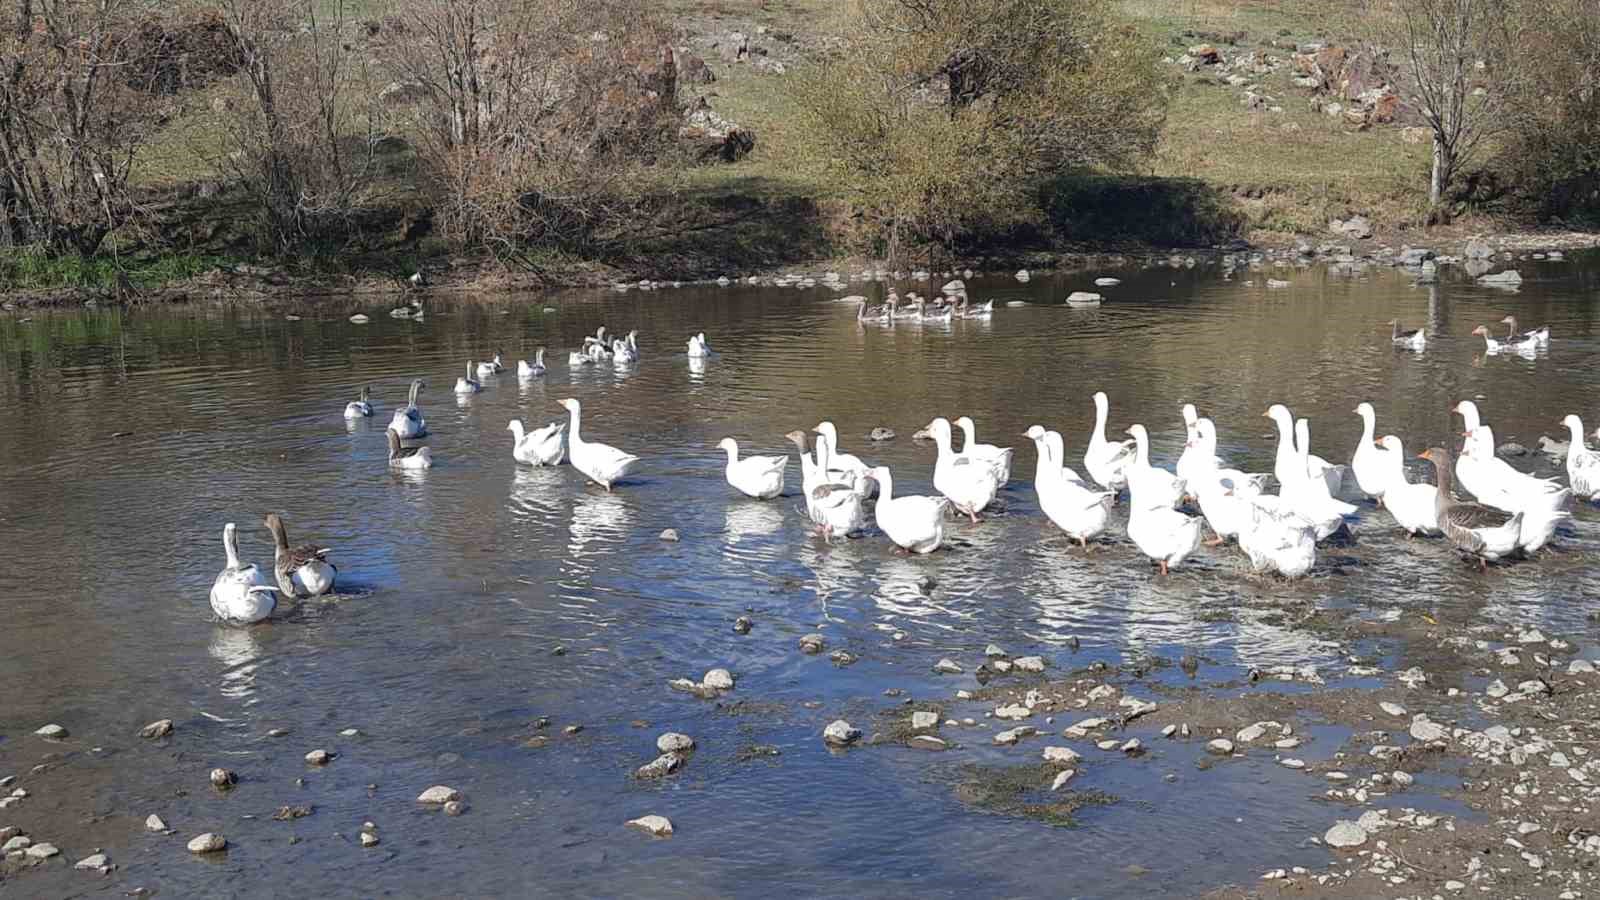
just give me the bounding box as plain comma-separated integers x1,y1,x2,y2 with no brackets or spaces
518,349,547,379
1471,324,1537,355
387,379,427,439
263,513,336,598
560,398,640,490
1502,315,1550,346
454,361,482,394
508,418,566,466
1387,320,1426,349
343,386,373,419
477,353,505,378
1561,414,1600,499
686,333,711,357
718,437,787,500
210,522,278,624
386,429,433,469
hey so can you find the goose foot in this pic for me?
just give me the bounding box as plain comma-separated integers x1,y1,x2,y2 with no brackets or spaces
1158,560,1170,576
1204,534,1226,547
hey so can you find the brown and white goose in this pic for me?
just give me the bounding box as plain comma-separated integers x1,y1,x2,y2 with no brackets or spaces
386,429,433,470
1418,448,1523,570
1387,319,1425,350
263,513,337,598
387,379,426,439
1501,315,1550,346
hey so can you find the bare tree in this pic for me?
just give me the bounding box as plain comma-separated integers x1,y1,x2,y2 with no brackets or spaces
0,0,161,258
1371,0,1519,219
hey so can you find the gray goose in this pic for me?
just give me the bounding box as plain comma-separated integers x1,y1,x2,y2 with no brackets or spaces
1418,447,1523,570
263,513,337,598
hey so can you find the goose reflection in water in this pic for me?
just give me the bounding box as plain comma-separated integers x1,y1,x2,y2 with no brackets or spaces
687,355,707,380
207,625,263,704
567,490,632,557
796,539,860,624
1231,614,1341,671
508,466,565,526
871,556,971,625
724,500,785,544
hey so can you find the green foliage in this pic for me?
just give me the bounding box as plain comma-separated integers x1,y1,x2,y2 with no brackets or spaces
1496,0,1600,222
0,247,235,293
788,0,1173,262
1042,175,1246,245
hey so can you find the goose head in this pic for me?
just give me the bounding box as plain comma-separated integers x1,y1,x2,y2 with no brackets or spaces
923,417,953,446
1500,315,1519,329
717,437,739,459
1562,414,1585,437
1181,403,1198,429
507,418,525,437
1452,400,1482,431
1024,424,1047,443
358,386,370,402
812,421,840,446
954,416,979,443
1093,391,1109,414
1354,401,1375,423
1379,434,1404,454
1263,404,1293,433
784,430,809,453
1470,325,1492,338
559,398,580,415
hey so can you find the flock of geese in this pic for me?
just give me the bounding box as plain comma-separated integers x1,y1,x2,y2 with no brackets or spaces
1390,313,1554,357
209,305,1600,627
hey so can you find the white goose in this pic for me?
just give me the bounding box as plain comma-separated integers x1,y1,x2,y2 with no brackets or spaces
813,422,878,498
343,386,373,419
1189,420,1261,544
718,437,787,500
386,429,433,469
1026,426,1112,546
1562,414,1600,499
867,466,946,553
811,438,867,539
612,338,637,365
568,348,592,367
518,349,547,379
387,379,427,439
1174,403,1222,491
1283,418,1358,539
1375,435,1440,536
1084,391,1137,492
686,333,711,358
955,415,1013,485
1264,404,1344,495
1125,457,1203,575
1122,424,1184,510
560,398,640,491
454,361,481,394
210,522,278,624
786,430,826,525
1459,424,1570,552
477,353,505,378
1237,493,1317,578
1502,315,1550,346
508,418,566,466
926,417,1001,523
1471,324,1537,356
1350,402,1393,504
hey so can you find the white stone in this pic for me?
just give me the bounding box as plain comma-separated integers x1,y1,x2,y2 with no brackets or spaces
1206,739,1234,755
186,833,226,854
1567,659,1596,675
416,785,461,804
1410,717,1447,743
1063,717,1109,738
1236,723,1266,743
657,733,695,753
1391,770,1414,787
1549,751,1571,768
1324,820,1367,848
3,836,30,852
1050,770,1076,790
1042,746,1081,765
627,815,673,837
1486,679,1509,698
34,724,67,739
1013,656,1046,673
25,842,58,859
1379,702,1407,717
1445,881,1465,892
823,720,860,747
146,814,168,832
304,749,333,766
995,705,1032,720
360,831,379,848
911,712,938,731
702,668,735,690
1356,810,1389,832
75,852,108,870
1281,758,1306,769
933,658,963,674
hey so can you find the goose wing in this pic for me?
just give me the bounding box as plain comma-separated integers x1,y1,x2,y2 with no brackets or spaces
283,543,330,571
1445,500,1515,531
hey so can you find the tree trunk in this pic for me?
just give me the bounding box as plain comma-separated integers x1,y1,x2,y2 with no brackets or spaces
1430,137,1444,209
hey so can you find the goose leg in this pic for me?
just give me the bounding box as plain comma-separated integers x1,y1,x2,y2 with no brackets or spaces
1158,560,1170,576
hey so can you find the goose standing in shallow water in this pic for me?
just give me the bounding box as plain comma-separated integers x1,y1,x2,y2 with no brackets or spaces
344,386,374,419
508,418,566,466
1264,404,1344,495
867,466,946,553
1460,424,1569,552
1350,402,1392,504
1375,435,1440,536
518,349,547,379
1561,414,1600,499
1419,448,1523,570
1285,418,1358,539
1125,455,1203,575
560,398,640,490
1237,491,1317,578
811,437,867,539
387,429,433,469
1123,424,1184,510
718,437,787,500
812,421,877,498
387,379,427,438
1175,404,1222,492
926,417,1001,523
954,415,1012,485
263,513,336,598
1026,426,1112,546
1085,391,1136,493
210,522,278,624
454,361,481,394
1387,320,1426,349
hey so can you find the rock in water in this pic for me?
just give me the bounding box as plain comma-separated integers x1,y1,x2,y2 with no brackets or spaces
1065,292,1103,308
146,814,169,832
627,815,673,837
360,831,380,848
823,720,861,747
933,658,963,674
656,733,694,754
416,785,461,804
911,711,938,730
75,852,109,870
187,833,227,854
25,842,59,859
443,801,466,816
304,749,333,766
1409,716,1447,742
1042,746,1081,765
1206,739,1235,755
1324,820,1367,848
34,724,68,739
867,427,896,442
733,616,753,634
659,529,680,542
702,668,735,690
798,634,825,654
209,768,237,788
140,719,174,739
634,753,683,779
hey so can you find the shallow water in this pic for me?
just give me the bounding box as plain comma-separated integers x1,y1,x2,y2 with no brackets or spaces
2,253,1599,896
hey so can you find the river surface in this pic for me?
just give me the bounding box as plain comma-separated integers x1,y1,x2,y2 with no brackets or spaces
2,253,1599,897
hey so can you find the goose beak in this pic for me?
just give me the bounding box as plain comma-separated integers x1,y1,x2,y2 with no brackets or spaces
1260,411,1270,418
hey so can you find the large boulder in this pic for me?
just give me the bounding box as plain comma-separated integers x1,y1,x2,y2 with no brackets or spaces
680,97,755,162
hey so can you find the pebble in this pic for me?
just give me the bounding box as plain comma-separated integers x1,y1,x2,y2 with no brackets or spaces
659,529,679,542
1445,881,1465,892
1121,739,1142,755
3,835,30,852
1206,739,1234,755
140,719,174,739
305,749,333,766
1013,656,1046,673
829,650,857,666
635,753,683,779
1160,724,1178,738
993,727,1034,745
1409,716,1447,743
360,831,380,848
1518,822,1542,835
1235,723,1266,743
340,728,361,737
823,720,861,747
186,833,227,854
657,733,694,754
75,852,109,870
443,801,466,816
267,728,290,738
1324,820,1368,848
1042,746,1081,765
798,634,826,654
1379,702,1406,717
26,842,59,859
995,705,1031,720
933,658,963,674
416,785,461,804
146,815,168,832
1280,758,1306,769
991,659,1012,673
0,776,11,788
1096,739,1119,751
563,725,583,735
627,815,673,837
1486,679,1510,698
209,768,237,788
733,616,753,635
908,735,947,751
984,644,1007,659
702,668,735,690
911,712,939,731
34,724,67,740
1391,770,1414,787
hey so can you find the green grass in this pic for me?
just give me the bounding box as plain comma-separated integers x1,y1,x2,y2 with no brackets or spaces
0,247,240,294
